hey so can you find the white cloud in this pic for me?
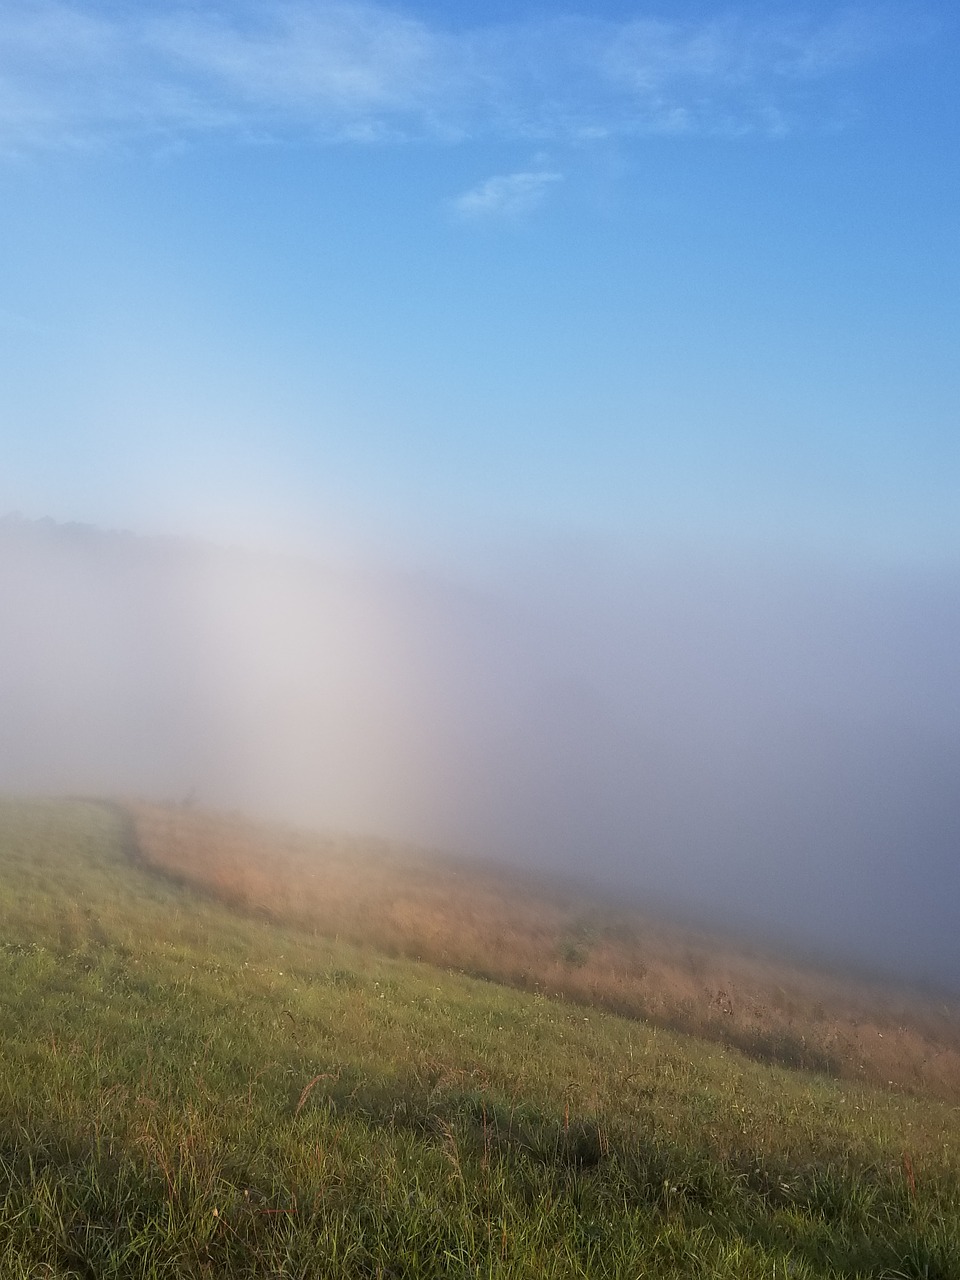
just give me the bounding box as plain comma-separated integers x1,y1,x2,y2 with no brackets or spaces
146,3,439,115
452,169,562,220
0,1,930,154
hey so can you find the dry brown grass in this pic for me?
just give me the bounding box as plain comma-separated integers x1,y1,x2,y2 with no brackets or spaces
128,801,960,1102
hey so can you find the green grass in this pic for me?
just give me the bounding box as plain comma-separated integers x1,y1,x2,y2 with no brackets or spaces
0,797,958,1277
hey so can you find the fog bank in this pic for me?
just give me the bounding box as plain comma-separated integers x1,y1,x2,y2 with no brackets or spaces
2,515,958,989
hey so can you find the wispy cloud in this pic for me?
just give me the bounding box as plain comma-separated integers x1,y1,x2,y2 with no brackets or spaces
0,1,928,155
452,170,562,221
146,4,440,119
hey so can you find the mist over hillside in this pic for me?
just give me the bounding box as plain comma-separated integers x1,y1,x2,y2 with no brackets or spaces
2,514,959,990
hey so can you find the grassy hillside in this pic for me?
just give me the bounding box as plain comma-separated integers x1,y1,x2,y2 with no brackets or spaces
1,798,959,1278
131,802,960,1101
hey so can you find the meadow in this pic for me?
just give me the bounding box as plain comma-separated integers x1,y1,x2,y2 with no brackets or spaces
1,796,959,1278
131,802,960,1101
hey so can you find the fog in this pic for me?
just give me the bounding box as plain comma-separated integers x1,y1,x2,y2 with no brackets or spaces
2,514,958,990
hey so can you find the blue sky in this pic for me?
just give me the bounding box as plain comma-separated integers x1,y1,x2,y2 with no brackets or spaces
2,0,958,567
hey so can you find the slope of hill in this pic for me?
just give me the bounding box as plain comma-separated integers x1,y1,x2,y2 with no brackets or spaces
129,801,960,1104
1,796,959,1278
